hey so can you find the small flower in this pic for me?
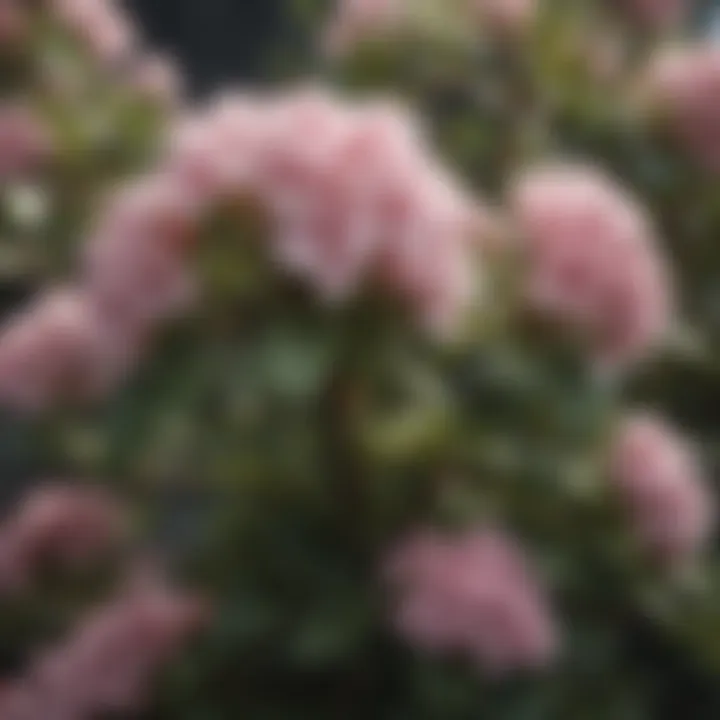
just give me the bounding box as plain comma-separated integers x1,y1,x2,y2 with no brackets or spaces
511,164,672,368
385,527,558,673
644,45,720,172
0,483,126,593
84,175,200,330
0,288,140,412
611,414,714,566
0,572,206,718
619,0,688,29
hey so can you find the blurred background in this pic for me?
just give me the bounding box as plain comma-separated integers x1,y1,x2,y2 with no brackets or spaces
125,0,720,95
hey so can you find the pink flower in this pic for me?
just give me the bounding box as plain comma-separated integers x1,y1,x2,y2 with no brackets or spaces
645,45,720,172
0,104,51,181
385,527,558,673
83,175,200,330
611,414,714,565
0,573,206,719
511,164,672,368
52,0,136,65
0,483,126,593
0,288,140,412
86,88,487,338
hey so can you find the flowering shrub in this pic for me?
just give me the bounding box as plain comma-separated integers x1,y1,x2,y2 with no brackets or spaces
0,0,719,718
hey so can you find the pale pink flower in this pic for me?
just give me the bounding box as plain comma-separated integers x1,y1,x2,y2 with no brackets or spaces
0,104,51,181
645,46,720,172
0,574,206,719
52,0,136,65
0,483,126,593
83,175,200,330
611,414,714,565
0,288,139,412
511,164,672,368
385,527,558,673
97,88,486,336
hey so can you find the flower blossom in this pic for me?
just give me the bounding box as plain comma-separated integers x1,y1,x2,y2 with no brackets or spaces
644,45,720,172
0,288,140,412
384,527,558,673
511,164,672,368
0,483,126,594
87,87,488,337
51,0,136,65
611,414,714,565
0,574,206,719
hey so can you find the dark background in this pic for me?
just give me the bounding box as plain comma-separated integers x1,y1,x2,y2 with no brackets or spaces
125,0,315,95
125,0,720,98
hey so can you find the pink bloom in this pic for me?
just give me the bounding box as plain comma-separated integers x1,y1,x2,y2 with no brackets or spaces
90,88,486,338
645,46,720,172
385,527,558,673
611,414,714,565
0,104,51,181
83,175,200,330
0,288,139,412
0,574,206,719
0,483,126,593
52,0,136,65
511,164,672,368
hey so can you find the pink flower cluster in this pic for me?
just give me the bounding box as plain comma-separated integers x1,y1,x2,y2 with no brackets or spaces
385,527,558,673
645,45,720,172
89,88,486,335
0,104,51,181
611,414,714,565
0,288,141,412
511,164,672,368
0,89,483,411
0,575,205,719
0,483,126,594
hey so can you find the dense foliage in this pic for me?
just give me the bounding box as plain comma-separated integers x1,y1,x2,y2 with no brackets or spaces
0,0,720,718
